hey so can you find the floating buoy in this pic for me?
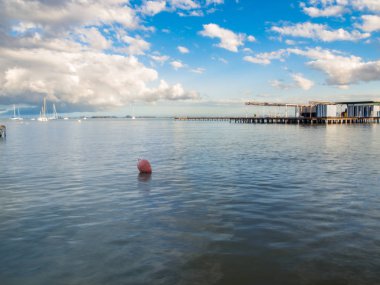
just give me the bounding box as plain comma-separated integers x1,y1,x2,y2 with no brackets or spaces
137,159,152,174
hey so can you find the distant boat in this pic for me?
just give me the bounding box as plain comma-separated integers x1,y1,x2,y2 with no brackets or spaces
37,98,48,122
131,104,136,120
63,117,69,120
10,105,23,121
49,103,58,120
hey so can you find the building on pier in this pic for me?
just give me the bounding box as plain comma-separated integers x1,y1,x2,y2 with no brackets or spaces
245,100,380,118
338,101,380,118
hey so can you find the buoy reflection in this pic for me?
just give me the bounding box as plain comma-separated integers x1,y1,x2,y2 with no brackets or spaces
138,173,152,182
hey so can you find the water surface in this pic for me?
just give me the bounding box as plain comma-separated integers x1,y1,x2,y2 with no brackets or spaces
0,119,379,285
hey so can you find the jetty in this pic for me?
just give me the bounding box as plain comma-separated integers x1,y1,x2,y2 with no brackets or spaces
0,125,6,138
175,100,380,125
175,116,380,124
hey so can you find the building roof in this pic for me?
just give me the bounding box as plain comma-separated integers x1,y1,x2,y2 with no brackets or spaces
335,101,380,105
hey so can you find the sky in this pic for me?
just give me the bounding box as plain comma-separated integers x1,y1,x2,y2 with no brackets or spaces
0,0,380,117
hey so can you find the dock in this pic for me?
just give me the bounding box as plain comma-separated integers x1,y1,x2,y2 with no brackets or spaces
175,117,380,124
0,125,6,138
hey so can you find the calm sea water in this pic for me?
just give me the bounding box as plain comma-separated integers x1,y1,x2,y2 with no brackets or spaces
0,119,379,285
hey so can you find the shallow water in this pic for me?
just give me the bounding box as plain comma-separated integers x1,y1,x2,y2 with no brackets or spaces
0,119,379,285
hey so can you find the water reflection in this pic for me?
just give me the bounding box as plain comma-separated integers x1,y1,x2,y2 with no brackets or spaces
137,173,152,193
138,173,152,183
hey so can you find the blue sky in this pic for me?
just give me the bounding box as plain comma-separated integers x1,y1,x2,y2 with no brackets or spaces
0,0,380,117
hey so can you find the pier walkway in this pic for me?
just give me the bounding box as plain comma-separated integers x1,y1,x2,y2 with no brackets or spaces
175,117,380,124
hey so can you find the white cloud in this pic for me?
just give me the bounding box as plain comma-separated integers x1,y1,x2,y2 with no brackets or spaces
191,67,205,74
244,46,380,87
271,74,314,90
170,60,185,70
300,0,348,17
271,22,370,42
352,0,380,12
178,46,190,53
289,47,380,87
301,0,380,17
122,35,151,55
77,27,111,50
0,46,198,108
143,80,199,101
141,1,167,16
0,0,199,110
247,35,256,42
359,15,380,32
270,80,293,90
243,50,287,65
169,0,200,10
1,0,140,32
292,73,315,90
199,23,246,52
206,0,224,5
150,54,170,63
285,39,297,45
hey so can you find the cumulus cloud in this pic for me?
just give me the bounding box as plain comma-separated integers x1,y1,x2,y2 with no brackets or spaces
352,0,380,12
141,1,167,16
247,35,256,42
170,0,200,10
170,60,186,70
271,22,370,42
178,46,190,53
0,46,198,107
121,35,151,55
244,46,380,87
302,5,347,17
150,54,170,63
292,73,315,90
77,27,112,50
1,0,140,33
300,0,380,17
289,47,380,87
271,74,314,90
0,0,200,110
358,15,380,32
300,0,348,17
206,0,224,5
243,50,287,65
199,23,248,52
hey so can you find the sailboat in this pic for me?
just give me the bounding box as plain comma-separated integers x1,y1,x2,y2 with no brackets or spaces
37,98,48,122
49,104,58,120
131,104,136,120
10,105,23,121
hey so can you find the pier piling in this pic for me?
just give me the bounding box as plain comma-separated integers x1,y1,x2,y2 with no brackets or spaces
174,117,380,125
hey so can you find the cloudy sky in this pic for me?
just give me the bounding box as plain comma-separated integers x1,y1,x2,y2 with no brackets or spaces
0,0,380,116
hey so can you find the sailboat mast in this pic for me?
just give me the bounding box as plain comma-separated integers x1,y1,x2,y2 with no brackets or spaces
43,98,46,116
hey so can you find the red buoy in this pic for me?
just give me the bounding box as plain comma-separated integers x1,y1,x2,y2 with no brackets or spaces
137,159,152,174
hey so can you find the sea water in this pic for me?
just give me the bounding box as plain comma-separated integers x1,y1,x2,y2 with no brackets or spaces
0,119,379,285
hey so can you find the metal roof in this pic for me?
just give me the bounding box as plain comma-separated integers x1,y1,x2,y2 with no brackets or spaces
335,101,380,105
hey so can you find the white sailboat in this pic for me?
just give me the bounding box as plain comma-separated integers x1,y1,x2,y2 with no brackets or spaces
49,104,58,120
37,98,48,122
10,105,23,121
131,104,136,120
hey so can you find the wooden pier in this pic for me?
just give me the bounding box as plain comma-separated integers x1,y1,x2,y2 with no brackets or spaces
0,125,6,138
175,117,380,124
